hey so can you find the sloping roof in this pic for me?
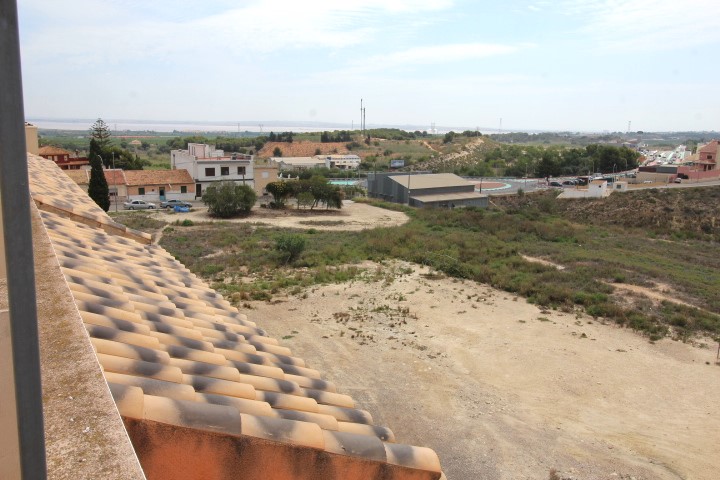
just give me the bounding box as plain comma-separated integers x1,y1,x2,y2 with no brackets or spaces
698,140,718,155
390,173,473,190
123,169,194,186
27,155,441,478
39,145,72,156
411,192,486,203
275,157,325,165
105,169,127,186
65,169,90,185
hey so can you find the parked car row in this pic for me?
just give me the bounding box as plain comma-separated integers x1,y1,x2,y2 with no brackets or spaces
123,200,156,210
549,179,582,188
160,199,192,209
123,199,193,210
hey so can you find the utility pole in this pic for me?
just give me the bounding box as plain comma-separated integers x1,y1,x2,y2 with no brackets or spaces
360,99,366,138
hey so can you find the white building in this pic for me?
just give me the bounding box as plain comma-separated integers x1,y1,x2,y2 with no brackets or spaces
272,154,361,172
321,154,361,170
558,179,609,199
272,156,326,171
171,143,254,198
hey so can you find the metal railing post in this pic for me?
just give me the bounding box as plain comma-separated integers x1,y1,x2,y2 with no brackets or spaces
0,0,48,478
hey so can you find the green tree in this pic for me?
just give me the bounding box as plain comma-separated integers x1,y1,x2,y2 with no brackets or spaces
266,181,292,208
273,146,283,157
296,191,314,209
89,118,112,152
275,233,306,264
88,139,110,211
202,181,256,218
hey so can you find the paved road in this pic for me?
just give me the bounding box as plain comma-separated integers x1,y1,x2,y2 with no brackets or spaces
464,177,546,195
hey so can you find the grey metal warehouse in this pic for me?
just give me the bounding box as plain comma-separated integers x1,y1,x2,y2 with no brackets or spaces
368,172,488,208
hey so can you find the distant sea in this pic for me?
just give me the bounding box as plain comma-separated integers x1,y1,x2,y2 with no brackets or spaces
27,118,476,135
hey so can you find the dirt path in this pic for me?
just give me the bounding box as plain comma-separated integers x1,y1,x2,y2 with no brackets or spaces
423,141,441,153
248,261,720,480
151,200,409,231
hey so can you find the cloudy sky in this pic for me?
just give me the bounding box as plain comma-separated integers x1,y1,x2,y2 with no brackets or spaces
18,0,720,132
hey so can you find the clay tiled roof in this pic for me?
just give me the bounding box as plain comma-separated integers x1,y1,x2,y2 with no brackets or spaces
65,169,90,185
105,169,127,186
123,169,194,186
698,140,718,155
39,145,72,156
27,156,441,479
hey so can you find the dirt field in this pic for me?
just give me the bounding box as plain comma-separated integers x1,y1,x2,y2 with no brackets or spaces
248,261,720,480
256,141,351,158
155,200,410,231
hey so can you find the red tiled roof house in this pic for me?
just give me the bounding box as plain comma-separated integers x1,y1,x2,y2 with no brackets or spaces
38,145,90,170
696,140,719,171
124,169,195,203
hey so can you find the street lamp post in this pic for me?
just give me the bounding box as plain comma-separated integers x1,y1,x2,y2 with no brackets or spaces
111,152,118,211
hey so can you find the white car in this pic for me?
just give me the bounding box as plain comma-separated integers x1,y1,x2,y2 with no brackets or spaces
123,199,156,210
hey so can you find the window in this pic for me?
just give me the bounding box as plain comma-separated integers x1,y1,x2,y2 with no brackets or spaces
180,186,187,194
237,166,246,175
221,166,230,176
707,154,713,160
205,167,215,176
138,187,145,195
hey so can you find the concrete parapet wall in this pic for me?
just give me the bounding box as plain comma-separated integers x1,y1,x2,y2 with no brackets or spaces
30,204,145,479
124,418,441,480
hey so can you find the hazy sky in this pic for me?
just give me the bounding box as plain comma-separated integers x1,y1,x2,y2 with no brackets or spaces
18,0,720,132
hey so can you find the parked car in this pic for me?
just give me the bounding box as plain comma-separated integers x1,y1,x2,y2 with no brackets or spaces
562,180,577,186
123,199,156,210
160,199,192,209
549,181,563,187
673,178,682,183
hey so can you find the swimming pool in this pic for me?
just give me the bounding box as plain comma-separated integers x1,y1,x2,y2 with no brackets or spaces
329,180,360,186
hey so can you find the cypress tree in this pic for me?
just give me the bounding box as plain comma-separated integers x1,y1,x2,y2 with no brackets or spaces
88,138,110,211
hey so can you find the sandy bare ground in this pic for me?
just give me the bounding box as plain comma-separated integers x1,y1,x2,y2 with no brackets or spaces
247,261,720,480
153,200,409,231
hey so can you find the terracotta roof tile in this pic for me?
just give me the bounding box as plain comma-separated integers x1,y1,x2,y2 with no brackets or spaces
123,169,194,186
39,145,72,156
27,155,442,479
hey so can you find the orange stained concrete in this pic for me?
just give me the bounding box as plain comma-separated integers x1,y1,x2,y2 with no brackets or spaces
125,419,441,480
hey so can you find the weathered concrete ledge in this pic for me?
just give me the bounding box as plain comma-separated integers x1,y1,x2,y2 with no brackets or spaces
32,203,145,479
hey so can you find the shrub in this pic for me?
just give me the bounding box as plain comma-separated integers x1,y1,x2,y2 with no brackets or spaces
275,234,307,264
202,181,256,218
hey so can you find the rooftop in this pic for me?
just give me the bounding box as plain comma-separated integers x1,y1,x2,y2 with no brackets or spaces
411,191,486,203
390,173,474,190
38,145,72,156
124,169,194,186
27,155,441,479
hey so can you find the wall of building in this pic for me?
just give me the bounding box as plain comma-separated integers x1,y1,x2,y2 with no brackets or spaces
127,184,195,202
171,150,198,179
559,184,609,199
124,419,440,480
254,165,279,196
413,197,487,208
196,161,254,183
24,123,38,155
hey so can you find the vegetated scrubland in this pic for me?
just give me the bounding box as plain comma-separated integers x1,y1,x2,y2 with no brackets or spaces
153,188,720,343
